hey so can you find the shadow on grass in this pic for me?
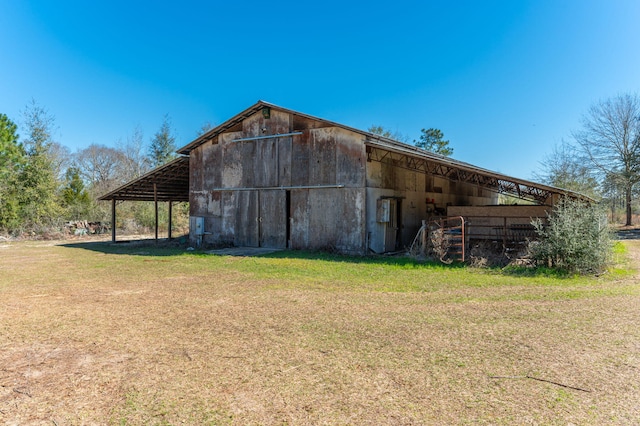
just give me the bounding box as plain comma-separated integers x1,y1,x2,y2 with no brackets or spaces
257,249,469,269
59,238,190,257
500,265,576,279
60,240,600,277
59,238,469,269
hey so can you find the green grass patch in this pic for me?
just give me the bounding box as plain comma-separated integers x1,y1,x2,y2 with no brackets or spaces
49,240,638,303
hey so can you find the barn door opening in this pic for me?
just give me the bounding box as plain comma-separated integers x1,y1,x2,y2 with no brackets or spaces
235,190,259,247
258,190,287,249
235,190,288,248
384,198,400,252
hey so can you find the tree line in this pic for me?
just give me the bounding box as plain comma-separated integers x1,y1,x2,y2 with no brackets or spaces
534,93,640,226
1,94,638,236
0,100,184,235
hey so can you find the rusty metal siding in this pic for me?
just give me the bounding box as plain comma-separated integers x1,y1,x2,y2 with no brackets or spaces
335,188,366,253
243,110,290,188
189,191,207,217
309,128,337,185
234,190,259,247
291,132,310,186
306,189,334,249
290,187,366,254
336,129,366,187
203,215,221,245
243,109,291,138
290,189,310,248
190,111,368,252
202,137,221,189
366,160,396,189
203,191,222,243
253,138,277,187
292,126,366,188
189,147,203,193
278,136,292,187
221,131,244,188
241,139,256,188
222,189,288,249
220,191,236,243
259,190,287,249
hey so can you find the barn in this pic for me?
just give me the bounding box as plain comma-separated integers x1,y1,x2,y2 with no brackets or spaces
100,101,588,255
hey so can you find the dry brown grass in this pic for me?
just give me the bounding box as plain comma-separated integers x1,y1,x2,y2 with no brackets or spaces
1,239,639,425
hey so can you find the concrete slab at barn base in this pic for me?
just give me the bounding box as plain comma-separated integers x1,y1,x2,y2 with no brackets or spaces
206,247,283,256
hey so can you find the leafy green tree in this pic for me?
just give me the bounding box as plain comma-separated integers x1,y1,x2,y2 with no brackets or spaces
18,100,63,228
148,114,177,167
414,128,453,156
61,167,92,219
0,113,25,231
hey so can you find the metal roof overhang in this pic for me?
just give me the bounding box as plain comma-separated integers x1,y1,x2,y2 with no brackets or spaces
166,100,594,206
364,138,593,204
98,156,190,202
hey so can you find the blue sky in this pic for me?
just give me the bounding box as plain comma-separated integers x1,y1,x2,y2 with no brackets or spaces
1,0,639,179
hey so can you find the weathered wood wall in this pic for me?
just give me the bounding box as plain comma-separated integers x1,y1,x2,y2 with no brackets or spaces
189,110,367,253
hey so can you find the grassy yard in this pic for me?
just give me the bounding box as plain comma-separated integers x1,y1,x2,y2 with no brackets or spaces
1,239,639,424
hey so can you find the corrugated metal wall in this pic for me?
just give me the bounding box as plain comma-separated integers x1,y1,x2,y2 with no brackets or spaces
189,110,367,253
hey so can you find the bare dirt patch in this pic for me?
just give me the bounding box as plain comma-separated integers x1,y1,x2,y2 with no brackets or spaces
1,240,639,424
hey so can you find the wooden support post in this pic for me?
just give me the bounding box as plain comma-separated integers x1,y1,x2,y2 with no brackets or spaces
460,217,465,262
421,219,427,256
503,217,507,250
111,199,116,242
168,201,173,240
154,183,158,242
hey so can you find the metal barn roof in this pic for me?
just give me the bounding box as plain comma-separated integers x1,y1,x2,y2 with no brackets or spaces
101,102,592,205
98,156,189,202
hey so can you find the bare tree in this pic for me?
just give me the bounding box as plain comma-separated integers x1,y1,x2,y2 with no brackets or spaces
74,144,126,196
368,125,410,143
197,121,215,137
534,140,600,199
49,142,71,180
573,93,640,225
118,125,151,181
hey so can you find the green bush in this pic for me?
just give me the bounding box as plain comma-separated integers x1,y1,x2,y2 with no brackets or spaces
530,198,612,275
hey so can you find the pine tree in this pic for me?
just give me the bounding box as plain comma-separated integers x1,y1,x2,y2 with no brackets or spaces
19,100,63,228
148,114,177,167
0,113,25,231
62,167,92,220
414,128,453,156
